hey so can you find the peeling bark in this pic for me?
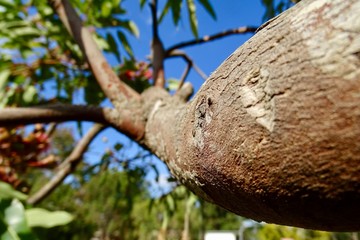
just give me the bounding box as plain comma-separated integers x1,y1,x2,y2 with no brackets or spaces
144,0,360,231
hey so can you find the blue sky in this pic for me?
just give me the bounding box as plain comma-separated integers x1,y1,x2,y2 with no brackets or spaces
82,1,267,194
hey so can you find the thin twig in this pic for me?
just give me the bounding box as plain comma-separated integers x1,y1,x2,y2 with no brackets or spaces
168,51,208,80
49,0,140,107
176,58,192,93
166,26,258,54
27,124,105,205
45,123,57,137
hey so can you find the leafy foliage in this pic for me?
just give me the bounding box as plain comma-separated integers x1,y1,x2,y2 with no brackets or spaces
0,0,140,107
0,182,73,240
156,0,216,38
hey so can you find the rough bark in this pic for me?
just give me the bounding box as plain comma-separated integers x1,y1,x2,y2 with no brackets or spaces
143,0,360,231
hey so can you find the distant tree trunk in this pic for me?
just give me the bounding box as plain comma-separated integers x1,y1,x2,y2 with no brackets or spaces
143,0,360,231
182,195,196,240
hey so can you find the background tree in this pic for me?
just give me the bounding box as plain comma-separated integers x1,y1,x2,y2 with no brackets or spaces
0,0,359,233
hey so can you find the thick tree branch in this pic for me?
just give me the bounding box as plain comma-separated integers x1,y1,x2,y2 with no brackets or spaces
166,26,258,54
49,0,140,107
0,104,144,140
27,124,105,205
149,0,166,88
144,0,360,231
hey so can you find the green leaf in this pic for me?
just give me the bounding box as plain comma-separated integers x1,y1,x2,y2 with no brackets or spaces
101,2,113,17
22,86,37,104
117,31,134,57
197,0,216,20
170,0,182,26
0,69,10,91
112,0,121,6
167,78,180,90
10,27,41,38
114,142,123,151
25,208,73,228
92,33,110,50
139,0,147,9
159,1,171,24
118,20,139,38
186,0,198,38
127,21,139,38
0,0,14,8
4,199,33,237
84,76,105,105
0,182,27,201
106,33,121,62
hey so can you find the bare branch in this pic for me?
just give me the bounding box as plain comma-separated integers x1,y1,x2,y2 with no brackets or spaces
149,0,166,88
49,0,140,107
176,58,191,93
45,123,57,137
166,26,258,54
0,104,145,140
168,51,208,80
27,124,105,205
0,104,111,126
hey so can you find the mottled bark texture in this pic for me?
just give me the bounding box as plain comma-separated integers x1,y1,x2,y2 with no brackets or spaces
143,0,360,231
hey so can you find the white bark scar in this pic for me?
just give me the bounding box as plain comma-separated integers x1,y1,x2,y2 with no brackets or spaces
240,67,277,132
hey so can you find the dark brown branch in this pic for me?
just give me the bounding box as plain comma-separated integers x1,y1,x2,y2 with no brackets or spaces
168,51,207,80
0,103,145,140
49,0,140,107
0,104,111,126
149,0,166,88
27,124,105,205
176,58,192,93
166,26,258,54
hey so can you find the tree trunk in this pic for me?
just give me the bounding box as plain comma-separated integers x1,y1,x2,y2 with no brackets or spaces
143,0,360,231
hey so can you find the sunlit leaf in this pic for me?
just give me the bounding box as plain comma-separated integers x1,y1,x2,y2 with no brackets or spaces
22,86,37,104
197,0,216,20
0,69,10,91
92,33,110,50
112,0,121,6
127,21,139,38
186,0,198,38
10,27,41,38
25,208,73,228
101,2,112,17
4,199,34,238
118,20,140,38
167,78,180,91
0,182,27,201
0,0,14,8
